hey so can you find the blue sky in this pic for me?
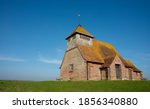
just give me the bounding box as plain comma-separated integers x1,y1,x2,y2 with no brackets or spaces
0,0,150,80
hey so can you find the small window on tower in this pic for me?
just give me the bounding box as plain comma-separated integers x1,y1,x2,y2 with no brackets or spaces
73,35,76,39
80,35,90,41
69,64,74,72
68,38,71,42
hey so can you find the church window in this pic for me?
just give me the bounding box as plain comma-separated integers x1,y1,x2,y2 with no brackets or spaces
69,64,74,72
68,38,71,42
72,35,76,39
80,35,90,41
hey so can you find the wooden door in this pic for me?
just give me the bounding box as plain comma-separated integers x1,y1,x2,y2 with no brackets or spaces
115,64,122,80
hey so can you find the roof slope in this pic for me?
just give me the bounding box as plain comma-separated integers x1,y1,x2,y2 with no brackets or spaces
76,40,119,64
76,40,141,72
102,55,116,68
66,25,93,40
92,40,119,58
77,40,119,65
77,44,104,63
125,60,141,72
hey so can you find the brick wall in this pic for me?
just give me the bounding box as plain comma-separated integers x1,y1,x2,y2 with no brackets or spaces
60,47,87,80
60,49,142,81
88,63,102,80
109,55,127,80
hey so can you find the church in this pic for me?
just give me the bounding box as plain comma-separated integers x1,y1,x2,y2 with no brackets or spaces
60,25,143,80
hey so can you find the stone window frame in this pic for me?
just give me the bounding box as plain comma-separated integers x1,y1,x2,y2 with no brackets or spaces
69,64,74,72
80,35,90,41
72,35,76,39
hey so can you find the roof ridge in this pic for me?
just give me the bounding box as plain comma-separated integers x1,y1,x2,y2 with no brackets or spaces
66,25,93,40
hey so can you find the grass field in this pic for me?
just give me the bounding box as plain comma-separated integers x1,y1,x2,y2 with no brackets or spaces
0,80,150,92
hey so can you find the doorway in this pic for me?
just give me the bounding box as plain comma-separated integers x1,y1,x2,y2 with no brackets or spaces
128,69,132,80
115,64,122,80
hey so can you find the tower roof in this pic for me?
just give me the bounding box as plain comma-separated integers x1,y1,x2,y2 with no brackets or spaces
66,25,94,40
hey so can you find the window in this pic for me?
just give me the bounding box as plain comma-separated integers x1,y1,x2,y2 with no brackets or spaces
69,64,74,72
72,35,76,39
80,35,90,41
67,38,71,42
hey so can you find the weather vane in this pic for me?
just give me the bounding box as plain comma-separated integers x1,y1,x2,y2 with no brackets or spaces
78,14,81,25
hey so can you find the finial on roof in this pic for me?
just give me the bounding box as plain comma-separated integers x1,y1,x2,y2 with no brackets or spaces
77,14,81,25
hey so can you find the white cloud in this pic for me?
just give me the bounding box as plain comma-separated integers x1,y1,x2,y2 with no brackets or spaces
39,57,61,64
0,56,25,62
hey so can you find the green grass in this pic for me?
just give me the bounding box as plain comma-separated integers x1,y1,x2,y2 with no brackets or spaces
0,80,150,92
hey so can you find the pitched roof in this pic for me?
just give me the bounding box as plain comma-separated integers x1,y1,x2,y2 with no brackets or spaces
92,40,119,58
125,60,141,72
76,40,141,72
66,25,93,40
76,40,119,64
102,55,116,68
77,44,104,63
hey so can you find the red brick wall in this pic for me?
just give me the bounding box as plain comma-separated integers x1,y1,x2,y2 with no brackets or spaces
88,63,102,80
60,48,87,80
109,55,128,80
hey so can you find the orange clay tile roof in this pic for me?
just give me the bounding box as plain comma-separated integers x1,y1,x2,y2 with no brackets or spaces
125,60,141,72
76,39,140,72
77,44,104,63
66,25,93,40
76,40,119,63
92,40,119,58
102,55,116,68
